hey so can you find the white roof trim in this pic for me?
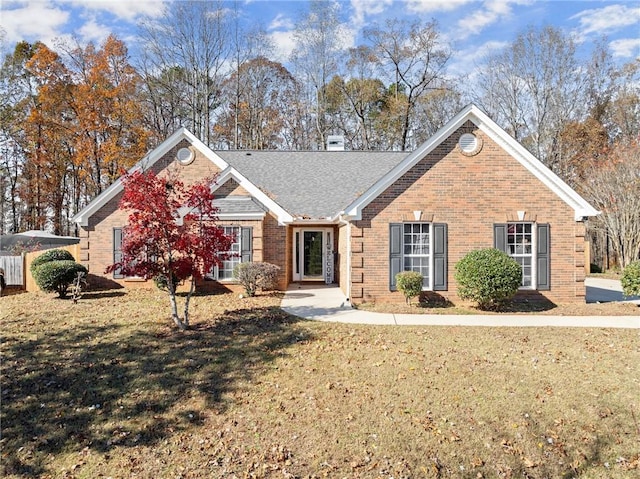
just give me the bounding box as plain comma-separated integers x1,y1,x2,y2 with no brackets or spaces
344,104,599,222
71,127,293,226
210,169,293,224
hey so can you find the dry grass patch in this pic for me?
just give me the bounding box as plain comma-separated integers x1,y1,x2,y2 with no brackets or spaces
1,288,639,478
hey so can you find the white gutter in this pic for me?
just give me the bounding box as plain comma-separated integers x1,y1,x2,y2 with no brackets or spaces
338,213,352,302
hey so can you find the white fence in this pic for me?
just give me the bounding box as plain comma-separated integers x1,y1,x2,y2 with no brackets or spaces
0,255,24,285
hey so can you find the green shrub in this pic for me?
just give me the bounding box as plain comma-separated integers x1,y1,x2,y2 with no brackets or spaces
233,262,280,297
621,260,640,297
395,271,423,304
30,249,75,273
32,260,88,298
454,248,522,310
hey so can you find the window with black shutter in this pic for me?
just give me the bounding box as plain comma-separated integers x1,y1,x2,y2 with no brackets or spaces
389,222,448,291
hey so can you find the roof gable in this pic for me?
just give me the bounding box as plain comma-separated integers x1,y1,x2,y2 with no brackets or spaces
72,128,293,226
343,104,599,221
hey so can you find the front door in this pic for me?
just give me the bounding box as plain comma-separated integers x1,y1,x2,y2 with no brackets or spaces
293,228,334,283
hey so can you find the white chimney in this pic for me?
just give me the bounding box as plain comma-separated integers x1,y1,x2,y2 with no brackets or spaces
327,135,345,151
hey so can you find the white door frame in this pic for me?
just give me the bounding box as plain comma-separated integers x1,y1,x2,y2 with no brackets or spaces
292,227,334,283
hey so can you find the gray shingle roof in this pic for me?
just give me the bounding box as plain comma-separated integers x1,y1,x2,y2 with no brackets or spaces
216,151,407,218
212,196,267,215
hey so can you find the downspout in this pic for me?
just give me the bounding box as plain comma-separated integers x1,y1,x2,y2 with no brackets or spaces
338,213,352,303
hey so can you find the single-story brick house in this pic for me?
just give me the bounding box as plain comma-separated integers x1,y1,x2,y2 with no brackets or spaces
72,104,598,304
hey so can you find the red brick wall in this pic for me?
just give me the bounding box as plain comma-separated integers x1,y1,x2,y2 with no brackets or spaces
351,122,587,304
262,213,288,289
79,143,288,290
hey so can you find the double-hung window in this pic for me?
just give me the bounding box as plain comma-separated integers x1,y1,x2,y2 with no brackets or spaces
403,223,431,285
210,226,253,281
390,222,448,291
494,222,550,290
507,223,533,287
217,226,241,280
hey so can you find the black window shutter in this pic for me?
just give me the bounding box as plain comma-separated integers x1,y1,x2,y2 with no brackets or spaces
241,227,252,263
113,227,124,279
389,223,402,290
433,223,448,291
494,224,508,252
537,224,550,290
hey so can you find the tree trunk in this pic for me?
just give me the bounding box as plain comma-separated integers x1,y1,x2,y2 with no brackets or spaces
168,285,187,330
183,276,196,328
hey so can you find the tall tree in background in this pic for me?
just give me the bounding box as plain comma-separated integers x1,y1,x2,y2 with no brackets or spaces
23,43,73,233
322,46,387,150
0,41,38,233
139,0,231,145
474,26,588,175
582,141,640,269
214,57,298,149
290,0,344,149
364,19,451,151
0,36,149,234
62,35,150,202
62,35,149,199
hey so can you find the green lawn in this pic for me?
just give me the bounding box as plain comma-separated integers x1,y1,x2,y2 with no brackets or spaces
1,289,639,478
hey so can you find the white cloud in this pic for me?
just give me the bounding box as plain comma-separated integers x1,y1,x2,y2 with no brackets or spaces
268,13,294,31
268,29,296,63
350,0,392,27
66,0,166,21
447,39,509,77
76,16,112,45
571,4,640,39
455,0,532,40
406,0,475,13
0,0,69,44
609,38,640,58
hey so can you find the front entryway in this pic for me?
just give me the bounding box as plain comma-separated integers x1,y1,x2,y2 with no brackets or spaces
292,228,334,283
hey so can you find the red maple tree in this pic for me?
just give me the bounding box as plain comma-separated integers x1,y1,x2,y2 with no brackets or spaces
107,170,232,329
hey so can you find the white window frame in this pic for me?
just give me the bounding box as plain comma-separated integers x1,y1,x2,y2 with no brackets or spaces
402,222,432,290
506,222,536,289
210,226,241,282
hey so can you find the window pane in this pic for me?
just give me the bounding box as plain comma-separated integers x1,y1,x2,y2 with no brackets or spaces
215,226,241,280
506,223,534,287
402,223,430,285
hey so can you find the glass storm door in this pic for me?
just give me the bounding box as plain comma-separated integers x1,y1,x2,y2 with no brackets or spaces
303,231,323,278
293,228,334,283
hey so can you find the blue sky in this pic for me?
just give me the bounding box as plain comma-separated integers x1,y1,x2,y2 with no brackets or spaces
1,0,639,76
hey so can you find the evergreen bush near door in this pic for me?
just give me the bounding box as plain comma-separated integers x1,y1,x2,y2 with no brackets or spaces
395,271,424,304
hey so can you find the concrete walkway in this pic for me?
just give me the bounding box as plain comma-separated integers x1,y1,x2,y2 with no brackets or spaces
281,278,639,329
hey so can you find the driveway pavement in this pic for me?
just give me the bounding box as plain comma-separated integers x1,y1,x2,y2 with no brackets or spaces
586,276,640,304
281,278,639,328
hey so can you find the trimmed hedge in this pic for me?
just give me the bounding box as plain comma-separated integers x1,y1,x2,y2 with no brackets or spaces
621,260,640,297
454,248,522,310
32,260,88,298
395,271,423,304
233,262,280,297
30,249,75,273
